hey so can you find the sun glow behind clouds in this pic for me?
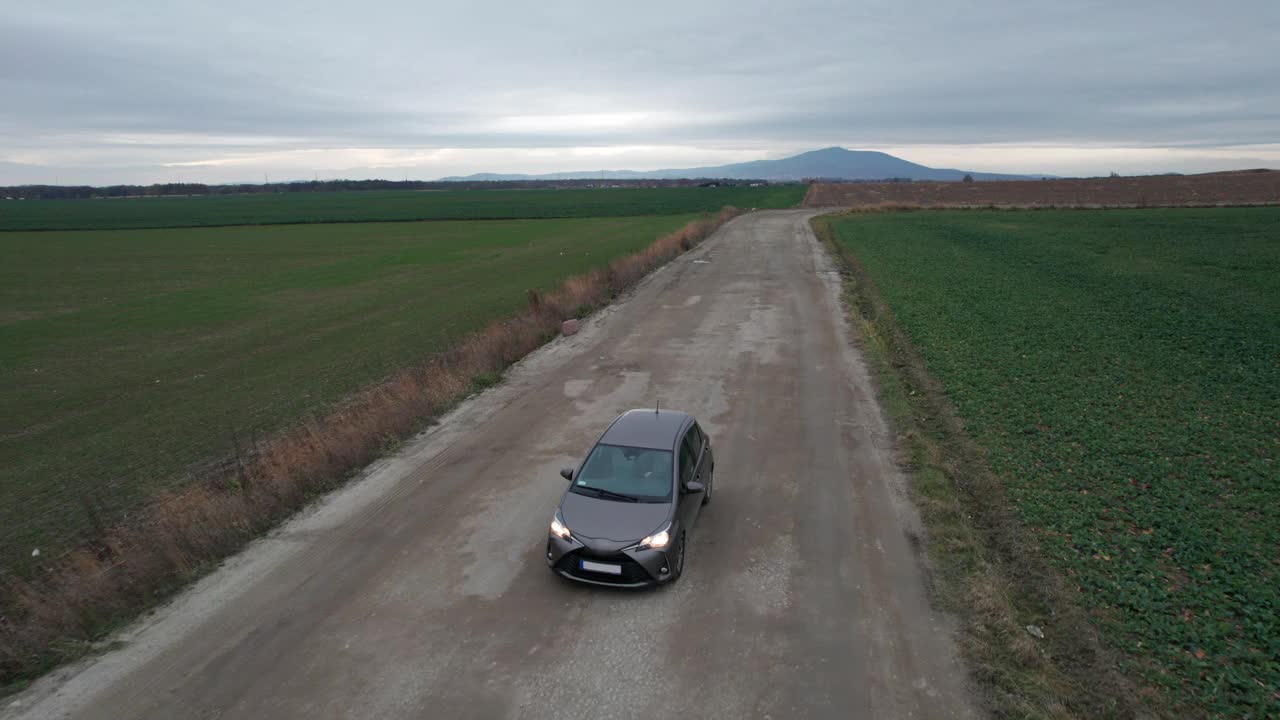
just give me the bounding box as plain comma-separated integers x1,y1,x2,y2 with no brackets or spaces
127,146,770,183
487,113,661,134
164,148,456,169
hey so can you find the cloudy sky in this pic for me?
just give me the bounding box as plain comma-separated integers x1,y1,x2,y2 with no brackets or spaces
2,0,1278,184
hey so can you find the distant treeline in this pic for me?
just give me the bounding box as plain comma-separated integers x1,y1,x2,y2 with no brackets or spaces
0,178,782,201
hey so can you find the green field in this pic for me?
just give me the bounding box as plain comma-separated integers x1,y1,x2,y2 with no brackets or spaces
827,208,1279,717
0,185,802,231
0,214,699,565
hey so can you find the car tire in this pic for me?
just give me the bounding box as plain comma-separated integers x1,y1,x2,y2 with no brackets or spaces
701,471,713,506
669,532,687,583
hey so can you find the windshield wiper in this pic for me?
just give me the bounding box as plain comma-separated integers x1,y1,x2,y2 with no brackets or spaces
579,486,639,502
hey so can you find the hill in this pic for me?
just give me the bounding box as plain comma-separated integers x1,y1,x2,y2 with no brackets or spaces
441,147,1039,182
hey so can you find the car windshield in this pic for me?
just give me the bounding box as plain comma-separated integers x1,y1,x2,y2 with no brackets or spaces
570,444,673,502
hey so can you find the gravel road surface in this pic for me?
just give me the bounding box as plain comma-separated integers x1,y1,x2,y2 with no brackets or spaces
6,210,977,720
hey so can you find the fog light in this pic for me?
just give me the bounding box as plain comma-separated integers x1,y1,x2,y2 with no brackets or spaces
547,551,552,559
660,566,669,574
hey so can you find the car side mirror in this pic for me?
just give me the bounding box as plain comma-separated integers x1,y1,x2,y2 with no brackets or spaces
560,468,574,481
684,481,704,493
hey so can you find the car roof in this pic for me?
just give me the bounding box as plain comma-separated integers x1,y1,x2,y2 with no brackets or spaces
598,409,691,451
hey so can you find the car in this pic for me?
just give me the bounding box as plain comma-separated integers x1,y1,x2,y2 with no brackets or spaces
546,408,714,587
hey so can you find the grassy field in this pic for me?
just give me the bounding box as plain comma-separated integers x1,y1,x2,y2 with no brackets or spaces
0,185,803,231
0,214,699,567
826,208,1279,717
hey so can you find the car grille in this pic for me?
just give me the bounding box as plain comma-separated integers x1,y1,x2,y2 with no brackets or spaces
556,549,653,585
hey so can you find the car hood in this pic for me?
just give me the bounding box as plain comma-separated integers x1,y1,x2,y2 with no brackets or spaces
558,491,672,543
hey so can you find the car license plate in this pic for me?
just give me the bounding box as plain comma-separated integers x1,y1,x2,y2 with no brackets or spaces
580,559,622,575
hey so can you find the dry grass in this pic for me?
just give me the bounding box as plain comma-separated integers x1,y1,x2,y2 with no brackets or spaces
811,216,1169,719
0,207,740,689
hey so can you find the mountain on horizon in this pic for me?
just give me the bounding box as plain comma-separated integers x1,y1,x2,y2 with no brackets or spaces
440,147,1041,182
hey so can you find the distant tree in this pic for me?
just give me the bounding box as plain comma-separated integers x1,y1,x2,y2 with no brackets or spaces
1110,171,1121,178
962,174,974,183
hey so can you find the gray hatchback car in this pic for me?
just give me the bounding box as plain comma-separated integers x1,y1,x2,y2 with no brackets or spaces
546,409,714,587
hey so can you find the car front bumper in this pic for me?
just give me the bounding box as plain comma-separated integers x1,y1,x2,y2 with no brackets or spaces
546,533,674,587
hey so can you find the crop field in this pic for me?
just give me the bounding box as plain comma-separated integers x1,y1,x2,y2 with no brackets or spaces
0,185,803,231
825,208,1279,716
0,213,699,566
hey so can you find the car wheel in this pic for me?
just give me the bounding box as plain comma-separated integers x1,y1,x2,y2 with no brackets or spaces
701,472,713,506
669,533,687,582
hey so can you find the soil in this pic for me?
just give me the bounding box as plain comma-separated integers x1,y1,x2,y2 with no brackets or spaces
803,169,1280,208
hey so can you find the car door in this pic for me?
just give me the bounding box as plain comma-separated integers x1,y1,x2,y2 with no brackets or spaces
677,427,705,531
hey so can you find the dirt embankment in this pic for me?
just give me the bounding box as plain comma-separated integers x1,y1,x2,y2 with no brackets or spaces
804,169,1280,208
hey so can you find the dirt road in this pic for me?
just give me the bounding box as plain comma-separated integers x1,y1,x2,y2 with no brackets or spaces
6,210,976,720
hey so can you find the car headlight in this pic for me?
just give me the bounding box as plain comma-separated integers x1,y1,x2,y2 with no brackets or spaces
640,524,671,549
550,512,571,540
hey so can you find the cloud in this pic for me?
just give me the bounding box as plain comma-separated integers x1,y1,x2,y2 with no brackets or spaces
2,0,1277,183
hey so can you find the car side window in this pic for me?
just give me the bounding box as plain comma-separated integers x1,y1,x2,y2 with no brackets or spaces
689,423,705,450
679,432,698,485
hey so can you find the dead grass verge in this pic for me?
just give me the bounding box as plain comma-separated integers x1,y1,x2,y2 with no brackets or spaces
811,216,1172,720
0,207,741,691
